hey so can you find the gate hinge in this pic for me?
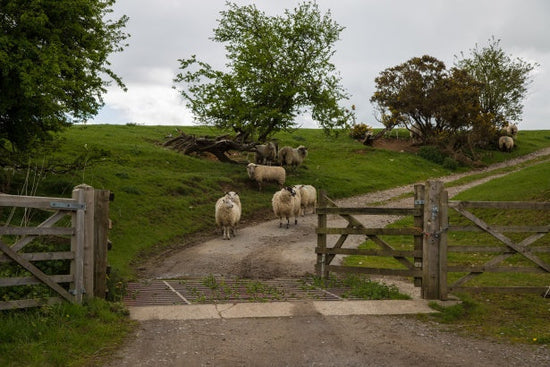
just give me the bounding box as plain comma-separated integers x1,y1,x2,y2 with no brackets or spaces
50,201,86,210
414,200,425,205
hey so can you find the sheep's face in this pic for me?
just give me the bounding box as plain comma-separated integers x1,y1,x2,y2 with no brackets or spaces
298,146,308,157
246,163,256,178
221,197,234,208
284,186,296,196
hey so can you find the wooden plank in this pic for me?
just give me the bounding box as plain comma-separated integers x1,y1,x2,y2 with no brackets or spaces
317,227,422,236
449,286,549,295
449,246,550,253
449,201,550,210
367,235,415,270
0,251,74,263
80,185,95,301
94,189,110,298
413,184,425,288
316,207,420,216
317,191,328,278
0,227,74,236
0,297,62,311
448,225,549,233
0,240,74,302
321,264,422,277
11,211,68,252
422,180,444,299
439,189,449,300
447,266,547,273
71,187,85,303
315,247,421,257
454,207,550,272
0,274,74,287
0,194,80,210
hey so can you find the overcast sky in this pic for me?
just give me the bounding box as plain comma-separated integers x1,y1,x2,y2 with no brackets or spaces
91,0,550,130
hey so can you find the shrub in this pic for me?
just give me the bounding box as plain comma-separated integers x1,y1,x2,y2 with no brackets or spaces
418,145,445,164
442,157,459,170
349,123,372,140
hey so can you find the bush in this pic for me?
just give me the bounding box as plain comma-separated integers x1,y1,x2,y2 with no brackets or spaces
349,123,372,140
442,157,459,170
418,145,445,164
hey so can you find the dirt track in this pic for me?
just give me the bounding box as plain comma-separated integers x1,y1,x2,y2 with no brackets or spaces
104,148,550,367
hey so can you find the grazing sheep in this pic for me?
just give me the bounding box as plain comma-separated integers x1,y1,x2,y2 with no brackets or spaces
506,123,518,137
254,141,278,165
498,136,514,152
215,194,241,240
272,186,300,228
246,163,285,190
294,184,317,215
278,145,308,168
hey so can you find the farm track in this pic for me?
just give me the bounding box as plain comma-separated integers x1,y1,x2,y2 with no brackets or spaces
105,148,550,367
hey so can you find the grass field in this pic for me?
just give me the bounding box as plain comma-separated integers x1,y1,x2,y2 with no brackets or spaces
1,125,549,365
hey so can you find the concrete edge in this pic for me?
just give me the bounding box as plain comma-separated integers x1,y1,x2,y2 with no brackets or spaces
128,299,442,321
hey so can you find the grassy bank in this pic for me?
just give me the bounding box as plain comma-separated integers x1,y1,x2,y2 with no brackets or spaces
1,125,549,365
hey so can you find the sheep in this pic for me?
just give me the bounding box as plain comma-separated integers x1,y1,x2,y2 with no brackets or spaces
505,123,518,137
278,145,308,168
498,136,514,152
246,163,285,190
272,186,300,228
254,141,278,165
224,191,241,235
294,184,317,215
215,194,241,240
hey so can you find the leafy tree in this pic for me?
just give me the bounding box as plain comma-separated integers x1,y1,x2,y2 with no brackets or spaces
370,55,448,143
455,37,538,128
0,0,129,156
174,1,353,142
370,55,489,158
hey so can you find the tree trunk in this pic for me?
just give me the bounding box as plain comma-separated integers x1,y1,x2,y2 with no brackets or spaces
163,131,257,163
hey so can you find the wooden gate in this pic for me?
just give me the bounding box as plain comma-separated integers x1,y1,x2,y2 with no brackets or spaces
0,184,110,310
316,180,550,300
315,184,426,290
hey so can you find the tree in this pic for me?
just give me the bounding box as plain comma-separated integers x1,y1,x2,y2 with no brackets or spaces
174,1,353,142
455,37,538,128
370,55,487,155
0,0,129,156
370,55,448,144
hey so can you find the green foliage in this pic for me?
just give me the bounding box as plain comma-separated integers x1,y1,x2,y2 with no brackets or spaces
455,36,539,127
0,0,129,154
349,123,372,140
418,145,445,164
174,1,353,141
0,299,133,366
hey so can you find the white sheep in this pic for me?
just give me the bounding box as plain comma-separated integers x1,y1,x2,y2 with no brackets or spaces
278,145,308,168
254,141,278,165
224,191,241,235
215,194,241,240
498,136,514,152
294,184,317,215
272,186,300,228
505,123,518,137
246,163,285,191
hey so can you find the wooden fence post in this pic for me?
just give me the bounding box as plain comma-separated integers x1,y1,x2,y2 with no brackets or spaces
316,190,329,279
94,190,110,298
422,180,445,299
413,184,425,288
71,186,85,303
73,184,96,301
